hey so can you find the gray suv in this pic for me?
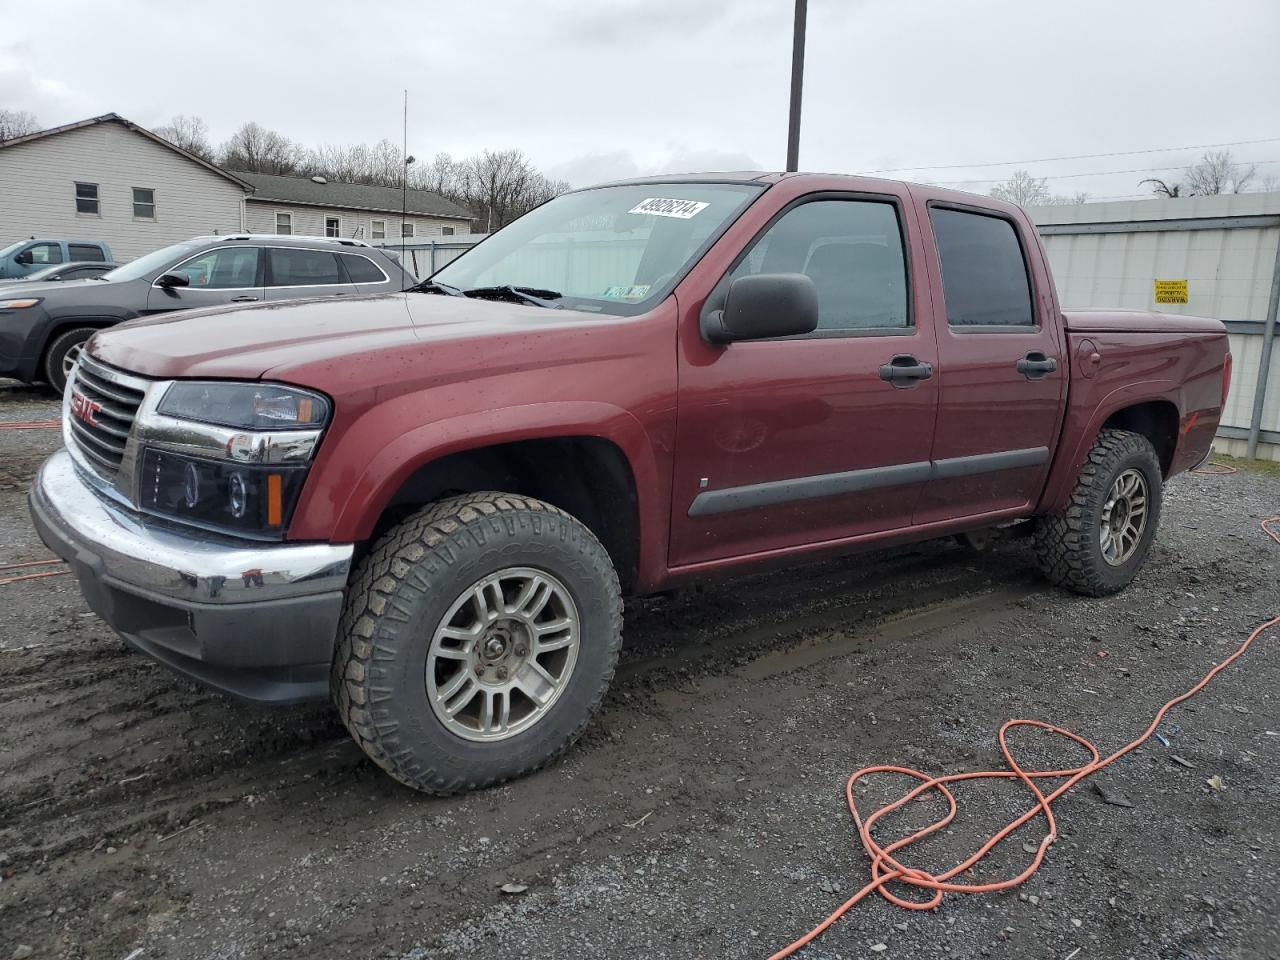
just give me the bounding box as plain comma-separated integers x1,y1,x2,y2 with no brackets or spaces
0,234,413,393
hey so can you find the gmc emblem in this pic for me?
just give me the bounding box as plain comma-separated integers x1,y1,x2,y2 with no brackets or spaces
70,391,102,427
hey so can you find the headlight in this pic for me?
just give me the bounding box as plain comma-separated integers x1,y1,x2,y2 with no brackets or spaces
139,448,309,538
0,298,42,309
157,382,330,429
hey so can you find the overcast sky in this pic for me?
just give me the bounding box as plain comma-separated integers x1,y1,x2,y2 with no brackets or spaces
3,0,1278,199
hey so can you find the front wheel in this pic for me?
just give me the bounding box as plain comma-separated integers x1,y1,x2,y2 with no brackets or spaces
43,327,98,395
1032,428,1163,597
332,492,623,793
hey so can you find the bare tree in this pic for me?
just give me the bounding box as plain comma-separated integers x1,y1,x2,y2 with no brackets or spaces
1141,177,1185,198
990,170,1053,206
412,149,566,230
219,122,303,175
1184,150,1256,195
0,108,39,143
152,114,214,161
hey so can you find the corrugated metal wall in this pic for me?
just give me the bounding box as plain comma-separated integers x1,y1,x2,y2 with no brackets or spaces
1030,192,1280,460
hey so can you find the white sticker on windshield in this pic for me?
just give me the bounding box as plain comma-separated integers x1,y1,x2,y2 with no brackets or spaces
628,198,710,219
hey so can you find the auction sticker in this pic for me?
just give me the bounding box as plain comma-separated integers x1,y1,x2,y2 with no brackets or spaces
628,198,709,219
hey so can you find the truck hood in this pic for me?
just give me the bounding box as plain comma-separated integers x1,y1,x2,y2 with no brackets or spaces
1062,308,1226,335
88,292,615,380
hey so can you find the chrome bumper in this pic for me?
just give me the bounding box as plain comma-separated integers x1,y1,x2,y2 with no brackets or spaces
29,449,354,703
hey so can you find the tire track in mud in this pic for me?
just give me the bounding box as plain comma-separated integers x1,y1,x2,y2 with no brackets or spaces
0,536,1032,876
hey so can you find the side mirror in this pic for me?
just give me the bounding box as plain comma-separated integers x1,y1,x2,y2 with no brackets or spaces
156,272,190,288
701,273,819,345
14,250,33,265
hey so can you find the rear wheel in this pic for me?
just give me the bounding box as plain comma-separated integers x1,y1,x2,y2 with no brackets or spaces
332,492,623,793
43,327,97,395
1033,428,1162,596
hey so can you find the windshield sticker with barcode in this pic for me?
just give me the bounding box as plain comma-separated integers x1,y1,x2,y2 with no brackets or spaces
627,198,710,219
603,284,651,300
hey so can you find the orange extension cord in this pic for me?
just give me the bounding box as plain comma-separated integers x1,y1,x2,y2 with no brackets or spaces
0,419,61,431
0,558,70,586
769,512,1280,959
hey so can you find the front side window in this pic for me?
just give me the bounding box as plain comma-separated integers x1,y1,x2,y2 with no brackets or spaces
325,216,340,238
342,254,386,284
75,182,99,215
268,247,344,286
29,242,64,265
930,207,1035,327
69,243,106,262
432,182,764,316
167,247,260,288
401,222,415,239
275,212,292,235
371,219,386,240
726,198,910,332
133,187,156,219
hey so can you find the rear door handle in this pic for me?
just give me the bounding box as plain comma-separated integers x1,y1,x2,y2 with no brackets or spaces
230,295,258,303
1016,352,1058,379
879,354,933,388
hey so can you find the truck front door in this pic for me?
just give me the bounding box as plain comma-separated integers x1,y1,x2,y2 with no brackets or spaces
669,187,940,568
911,198,1067,524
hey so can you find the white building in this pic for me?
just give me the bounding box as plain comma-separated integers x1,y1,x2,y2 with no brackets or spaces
0,113,473,263
0,113,248,262
238,172,472,242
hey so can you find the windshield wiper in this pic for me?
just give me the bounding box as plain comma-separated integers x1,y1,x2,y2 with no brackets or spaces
414,279,465,296
463,285,563,309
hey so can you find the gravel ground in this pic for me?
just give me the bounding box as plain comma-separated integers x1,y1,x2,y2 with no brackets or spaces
2,379,1278,960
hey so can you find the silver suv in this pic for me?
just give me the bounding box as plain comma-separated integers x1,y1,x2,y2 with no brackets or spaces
0,234,413,393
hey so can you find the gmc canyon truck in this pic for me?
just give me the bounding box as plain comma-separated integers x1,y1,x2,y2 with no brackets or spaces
29,173,1230,793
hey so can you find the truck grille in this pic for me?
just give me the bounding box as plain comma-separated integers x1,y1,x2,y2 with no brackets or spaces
66,355,147,479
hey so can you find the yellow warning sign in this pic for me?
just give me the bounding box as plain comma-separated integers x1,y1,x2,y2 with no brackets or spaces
1154,279,1188,304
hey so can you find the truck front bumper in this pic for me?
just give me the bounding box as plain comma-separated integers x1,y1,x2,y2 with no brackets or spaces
29,449,353,704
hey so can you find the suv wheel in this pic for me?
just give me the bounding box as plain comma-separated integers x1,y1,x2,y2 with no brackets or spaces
1032,428,1163,596
43,327,96,395
332,492,623,793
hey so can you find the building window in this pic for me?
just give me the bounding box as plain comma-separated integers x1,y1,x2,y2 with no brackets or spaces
75,182,99,215
441,225,456,236
133,187,156,220
325,216,340,238
371,219,386,241
401,222,414,239
275,212,292,235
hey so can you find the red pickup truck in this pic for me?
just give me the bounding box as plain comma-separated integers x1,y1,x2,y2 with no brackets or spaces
30,173,1230,793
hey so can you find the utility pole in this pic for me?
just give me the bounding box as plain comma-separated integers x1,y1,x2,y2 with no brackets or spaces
785,0,807,173
401,90,414,258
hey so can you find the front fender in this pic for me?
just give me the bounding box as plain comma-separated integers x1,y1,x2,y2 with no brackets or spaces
289,398,667,562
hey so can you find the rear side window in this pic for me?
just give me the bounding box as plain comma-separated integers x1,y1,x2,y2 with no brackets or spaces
268,248,344,286
930,208,1034,327
727,198,910,332
69,243,106,262
342,254,386,284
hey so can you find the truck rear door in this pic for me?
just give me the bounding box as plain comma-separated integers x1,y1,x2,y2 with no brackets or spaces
669,182,941,567
910,195,1067,523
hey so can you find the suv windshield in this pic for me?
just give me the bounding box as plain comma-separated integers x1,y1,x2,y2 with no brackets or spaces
100,241,206,283
430,182,764,315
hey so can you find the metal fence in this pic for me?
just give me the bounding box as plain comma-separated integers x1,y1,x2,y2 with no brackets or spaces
1031,192,1280,461
374,238,485,280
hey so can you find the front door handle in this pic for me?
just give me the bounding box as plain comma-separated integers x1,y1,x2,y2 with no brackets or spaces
230,295,258,303
879,355,934,388
1016,351,1058,380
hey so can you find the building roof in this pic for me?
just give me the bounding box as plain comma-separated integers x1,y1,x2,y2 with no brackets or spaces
0,112,252,189
236,172,474,220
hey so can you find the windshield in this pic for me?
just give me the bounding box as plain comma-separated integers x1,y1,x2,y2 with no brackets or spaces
430,182,764,315
0,240,28,260
100,241,205,282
